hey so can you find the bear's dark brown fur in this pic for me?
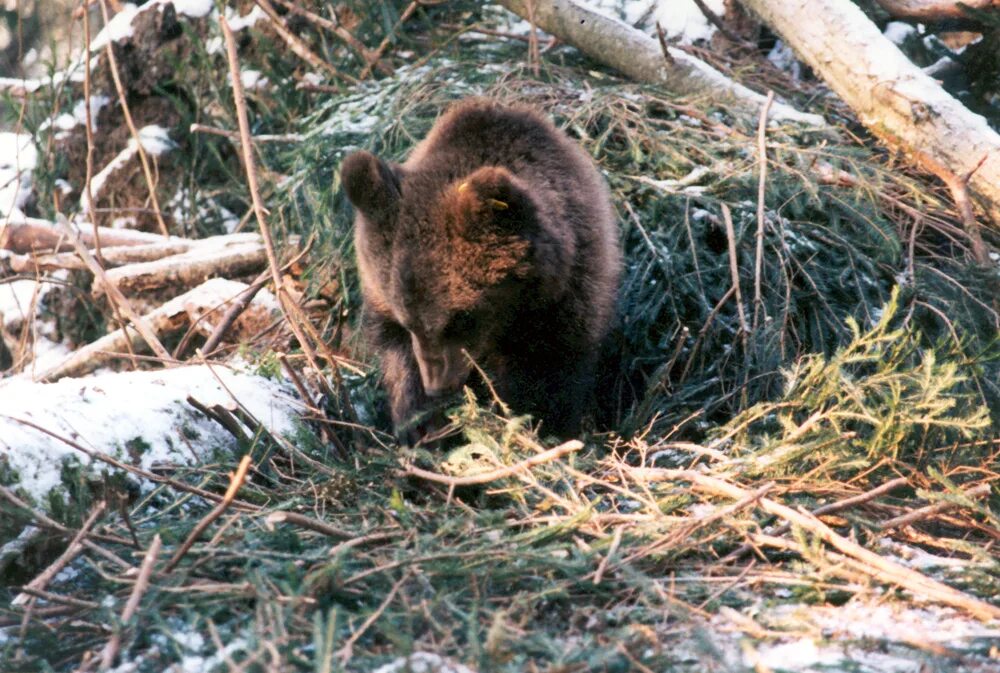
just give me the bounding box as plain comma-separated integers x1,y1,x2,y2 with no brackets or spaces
341,98,621,442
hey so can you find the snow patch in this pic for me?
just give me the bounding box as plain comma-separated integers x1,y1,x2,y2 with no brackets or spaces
0,364,304,505
883,21,916,46
372,652,478,673
0,132,37,216
0,279,56,329
138,125,176,156
650,0,724,44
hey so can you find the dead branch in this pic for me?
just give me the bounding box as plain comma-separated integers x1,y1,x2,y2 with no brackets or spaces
56,214,174,366
98,534,161,671
164,456,251,572
878,482,992,531
496,0,824,125
873,0,999,20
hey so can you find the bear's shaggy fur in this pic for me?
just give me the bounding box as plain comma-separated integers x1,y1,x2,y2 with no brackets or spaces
342,98,621,441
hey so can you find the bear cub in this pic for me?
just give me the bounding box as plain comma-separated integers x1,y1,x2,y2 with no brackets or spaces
342,98,621,442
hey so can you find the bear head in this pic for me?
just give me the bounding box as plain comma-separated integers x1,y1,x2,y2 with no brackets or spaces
342,149,571,397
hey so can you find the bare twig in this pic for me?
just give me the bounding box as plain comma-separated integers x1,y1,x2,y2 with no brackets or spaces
253,0,354,83
690,0,747,44
263,511,353,540
359,0,422,80
12,501,107,607
878,482,991,532
273,0,384,75
720,204,748,336
164,456,252,572
98,534,162,671
722,476,910,563
753,90,774,332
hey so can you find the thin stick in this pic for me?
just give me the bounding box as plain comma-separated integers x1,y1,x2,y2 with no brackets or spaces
592,526,623,586
722,476,909,563
404,439,583,486
720,204,748,336
97,0,169,237
264,511,352,540
219,15,336,417
55,214,173,364
81,0,100,261
690,0,747,44
189,123,303,143
273,0,385,76
98,534,161,671
199,271,269,356
878,483,991,532
753,90,774,332
164,455,252,572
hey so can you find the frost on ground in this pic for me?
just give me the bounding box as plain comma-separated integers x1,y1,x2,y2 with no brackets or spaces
0,364,304,506
372,652,478,673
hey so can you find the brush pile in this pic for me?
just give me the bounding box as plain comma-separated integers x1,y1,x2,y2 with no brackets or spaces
1,1,999,671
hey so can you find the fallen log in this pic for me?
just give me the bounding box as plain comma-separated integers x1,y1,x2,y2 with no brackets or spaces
101,234,267,295
740,0,1000,225
10,240,193,273
0,215,169,254
496,0,824,125
37,278,279,381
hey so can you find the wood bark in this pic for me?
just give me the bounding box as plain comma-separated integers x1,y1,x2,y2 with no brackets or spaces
495,0,824,125
9,241,193,273
874,0,999,20
739,0,1000,225
0,215,169,254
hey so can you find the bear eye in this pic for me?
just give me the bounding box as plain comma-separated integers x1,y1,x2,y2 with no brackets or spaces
443,311,477,339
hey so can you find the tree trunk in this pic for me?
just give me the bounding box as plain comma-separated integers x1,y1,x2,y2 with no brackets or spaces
740,0,1000,225
496,0,824,125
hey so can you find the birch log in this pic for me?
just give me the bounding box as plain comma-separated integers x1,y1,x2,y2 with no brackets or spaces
495,0,824,125
740,0,1000,224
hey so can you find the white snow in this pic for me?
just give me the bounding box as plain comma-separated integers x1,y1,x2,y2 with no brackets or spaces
649,0,724,44
0,132,37,216
91,3,142,51
137,125,176,156
883,21,916,46
224,5,267,32
372,652,478,673
0,278,56,329
240,69,269,91
0,363,304,505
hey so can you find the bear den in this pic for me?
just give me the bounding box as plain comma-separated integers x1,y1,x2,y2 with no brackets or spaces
341,98,622,444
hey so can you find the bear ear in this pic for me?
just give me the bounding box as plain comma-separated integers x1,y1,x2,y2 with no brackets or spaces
341,150,402,222
451,166,537,236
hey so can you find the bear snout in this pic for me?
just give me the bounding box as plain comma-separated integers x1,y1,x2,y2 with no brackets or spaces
410,334,470,397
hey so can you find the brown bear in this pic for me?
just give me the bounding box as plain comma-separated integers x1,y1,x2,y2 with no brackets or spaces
341,98,621,442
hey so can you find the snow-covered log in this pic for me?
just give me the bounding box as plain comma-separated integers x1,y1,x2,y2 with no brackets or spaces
0,363,303,507
9,240,194,273
740,0,1000,225
495,0,824,125
37,278,280,381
